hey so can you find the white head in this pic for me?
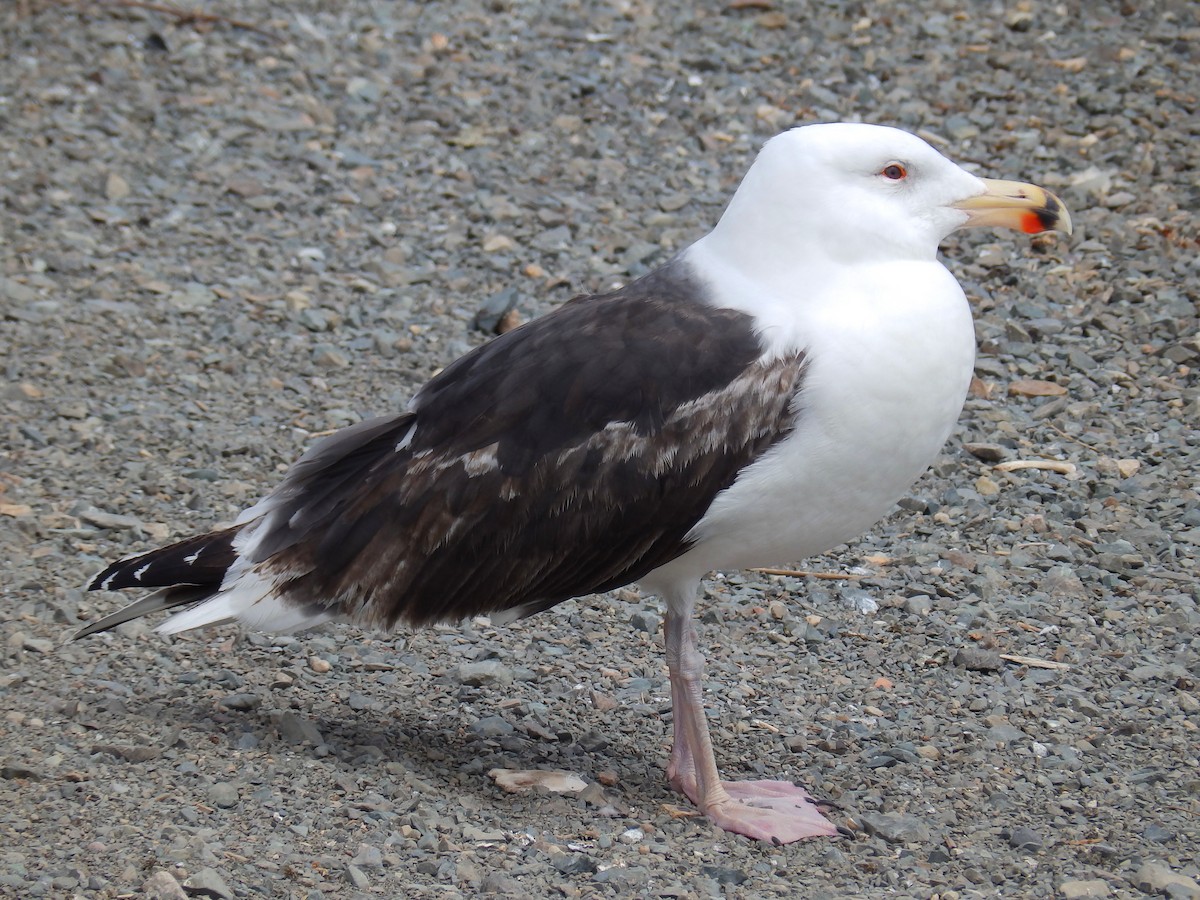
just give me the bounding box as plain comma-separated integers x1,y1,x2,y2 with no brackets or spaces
703,123,1069,268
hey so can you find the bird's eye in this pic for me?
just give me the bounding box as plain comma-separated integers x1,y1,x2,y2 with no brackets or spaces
881,163,908,180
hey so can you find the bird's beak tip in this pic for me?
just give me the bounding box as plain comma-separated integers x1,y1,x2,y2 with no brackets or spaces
953,177,1072,237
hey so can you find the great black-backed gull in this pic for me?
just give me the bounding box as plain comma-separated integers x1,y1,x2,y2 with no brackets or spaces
77,123,1071,843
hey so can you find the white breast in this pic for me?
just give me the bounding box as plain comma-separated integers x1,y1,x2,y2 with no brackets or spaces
648,256,976,585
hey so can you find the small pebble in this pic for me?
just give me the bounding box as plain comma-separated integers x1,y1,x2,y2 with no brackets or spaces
207,782,240,808
351,843,383,868
1008,826,1044,851
859,812,932,844
630,609,660,633
1133,862,1200,898
1059,880,1111,899
954,647,1003,671
469,716,514,739
346,864,369,889
142,871,187,900
183,869,234,900
455,660,514,686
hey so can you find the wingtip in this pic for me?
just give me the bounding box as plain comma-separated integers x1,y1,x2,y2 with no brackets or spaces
70,586,216,640
70,620,108,641
70,606,134,640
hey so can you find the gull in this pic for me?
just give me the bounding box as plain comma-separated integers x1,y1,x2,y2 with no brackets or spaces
78,123,1071,842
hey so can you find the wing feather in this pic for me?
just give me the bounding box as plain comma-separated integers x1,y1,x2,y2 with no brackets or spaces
247,263,808,627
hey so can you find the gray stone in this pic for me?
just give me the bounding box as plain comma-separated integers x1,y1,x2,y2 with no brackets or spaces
1144,823,1176,843
1059,880,1111,899
168,282,216,310
474,287,520,333
105,172,130,200
1040,566,1086,597
860,812,931,844
298,308,338,331
456,660,514,687
218,692,260,711
593,865,651,884
551,852,598,875
312,344,350,368
699,865,749,885
468,716,514,739
351,843,383,868
345,864,369,889
207,782,240,808
271,711,324,746
142,871,188,900
1008,825,1043,851
955,647,1003,671
92,743,160,763
904,594,934,615
1133,862,1200,898
183,868,235,899
658,192,690,212
0,277,38,303
578,730,609,752
75,505,144,531
630,609,660,633
345,77,381,103
463,824,506,841
988,723,1026,744
1070,695,1103,718
480,872,521,894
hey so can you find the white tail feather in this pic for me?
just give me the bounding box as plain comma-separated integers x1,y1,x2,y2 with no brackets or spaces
156,566,335,635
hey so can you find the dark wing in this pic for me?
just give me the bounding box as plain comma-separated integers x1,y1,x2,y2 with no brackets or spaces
243,263,808,627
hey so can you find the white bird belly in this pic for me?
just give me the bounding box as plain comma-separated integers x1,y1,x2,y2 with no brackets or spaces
654,261,975,581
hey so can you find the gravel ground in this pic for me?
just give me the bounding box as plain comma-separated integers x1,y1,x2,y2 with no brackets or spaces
2,1,1198,898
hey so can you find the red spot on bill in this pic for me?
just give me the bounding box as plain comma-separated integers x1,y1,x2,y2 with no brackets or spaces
1022,211,1048,234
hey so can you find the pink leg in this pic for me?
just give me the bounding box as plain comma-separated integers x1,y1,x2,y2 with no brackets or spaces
663,598,838,843
666,634,695,786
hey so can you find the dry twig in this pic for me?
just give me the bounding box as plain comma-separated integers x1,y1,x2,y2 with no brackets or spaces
999,653,1071,671
750,567,863,580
